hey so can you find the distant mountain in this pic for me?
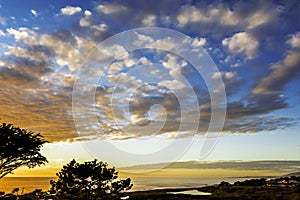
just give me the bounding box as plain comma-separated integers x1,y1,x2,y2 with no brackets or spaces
121,160,300,173
283,172,300,177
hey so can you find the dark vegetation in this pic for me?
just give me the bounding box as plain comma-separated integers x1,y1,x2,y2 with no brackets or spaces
49,159,132,199
0,123,48,179
0,159,132,200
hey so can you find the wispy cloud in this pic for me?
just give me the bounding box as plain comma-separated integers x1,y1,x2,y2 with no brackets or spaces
31,9,38,17
0,17,6,26
253,33,300,94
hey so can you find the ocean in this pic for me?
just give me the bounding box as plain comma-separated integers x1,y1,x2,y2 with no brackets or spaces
0,177,250,194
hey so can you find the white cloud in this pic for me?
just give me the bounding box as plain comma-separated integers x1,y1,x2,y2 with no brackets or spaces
158,80,185,90
124,59,135,67
142,15,157,26
0,17,6,26
79,18,90,27
212,71,236,80
132,32,154,47
222,32,259,59
107,73,142,89
97,4,127,14
6,27,38,44
139,57,150,65
192,37,207,47
287,32,300,49
84,10,92,16
31,9,38,17
100,44,129,60
91,24,107,32
177,5,205,26
246,3,281,29
252,50,300,94
79,10,92,27
154,37,177,50
177,5,239,27
247,11,271,29
0,30,5,36
107,62,124,74
60,6,82,15
162,54,180,70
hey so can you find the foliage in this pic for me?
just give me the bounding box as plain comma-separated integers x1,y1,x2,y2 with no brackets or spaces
0,123,48,178
50,159,133,199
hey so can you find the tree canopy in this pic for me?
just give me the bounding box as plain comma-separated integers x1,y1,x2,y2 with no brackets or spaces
0,123,48,178
50,159,133,199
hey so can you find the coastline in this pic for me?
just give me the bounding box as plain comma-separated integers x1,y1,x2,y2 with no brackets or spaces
1,175,299,199
0,176,264,193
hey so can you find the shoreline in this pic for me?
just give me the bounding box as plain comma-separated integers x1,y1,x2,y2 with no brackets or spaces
1,176,299,199
0,176,277,193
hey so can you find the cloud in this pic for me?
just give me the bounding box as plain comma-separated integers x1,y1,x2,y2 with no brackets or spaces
123,160,300,173
245,1,282,29
177,4,240,27
158,80,186,90
84,10,92,16
2,25,293,141
0,28,100,142
97,3,127,14
31,9,38,17
0,30,5,36
191,37,207,47
211,71,243,96
287,32,300,49
226,93,287,120
222,32,259,59
79,10,92,27
0,0,299,142
0,87,77,142
60,6,82,15
0,17,6,26
223,116,294,133
7,27,37,42
252,34,300,94
142,14,157,26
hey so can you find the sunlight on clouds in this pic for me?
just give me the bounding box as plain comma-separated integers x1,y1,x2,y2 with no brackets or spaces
246,3,281,29
142,14,157,26
252,51,300,94
97,3,127,14
60,6,82,16
0,30,5,36
7,27,37,42
30,9,38,17
287,32,300,49
177,5,239,27
158,80,186,90
252,33,300,94
192,37,207,47
222,32,259,59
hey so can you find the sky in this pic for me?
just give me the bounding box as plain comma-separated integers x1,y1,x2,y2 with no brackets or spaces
0,0,300,176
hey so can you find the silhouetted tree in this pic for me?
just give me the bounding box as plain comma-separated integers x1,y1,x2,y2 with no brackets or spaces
0,123,48,178
50,159,132,199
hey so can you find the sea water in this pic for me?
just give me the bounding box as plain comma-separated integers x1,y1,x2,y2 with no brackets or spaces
0,177,250,194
